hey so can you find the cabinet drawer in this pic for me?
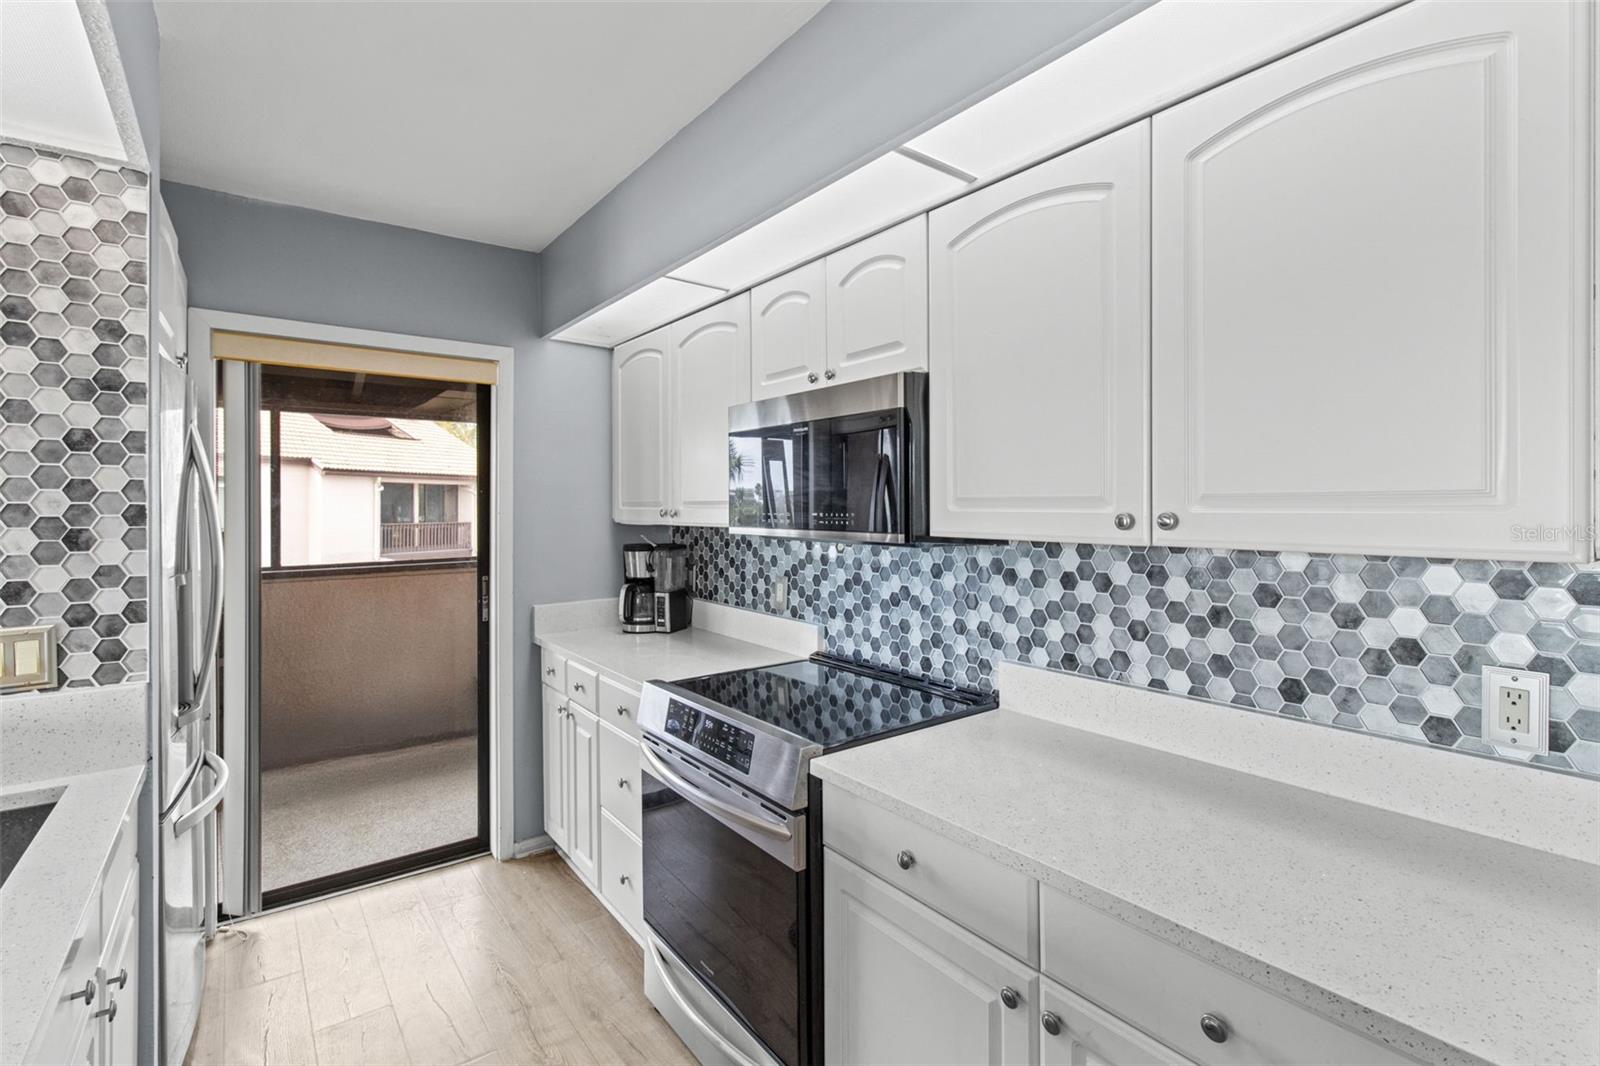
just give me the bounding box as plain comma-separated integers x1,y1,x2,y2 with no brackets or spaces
1041,977,1192,1066
599,810,643,936
1040,886,1418,1066
30,901,101,1064
539,649,567,693
565,660,597,711
598,675,640,739
598,721,641,836
824,787,1037,964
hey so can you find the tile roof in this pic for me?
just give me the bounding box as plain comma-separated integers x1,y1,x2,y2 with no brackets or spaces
259,413,477,478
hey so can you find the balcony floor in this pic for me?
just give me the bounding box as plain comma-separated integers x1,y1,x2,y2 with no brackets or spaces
262,735,478,892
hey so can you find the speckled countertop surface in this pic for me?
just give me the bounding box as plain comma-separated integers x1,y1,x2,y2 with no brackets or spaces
811,709,1600,1066
1,684,146,1065
535,625,808,689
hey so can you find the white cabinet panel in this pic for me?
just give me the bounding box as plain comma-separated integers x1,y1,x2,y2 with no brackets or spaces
825,216,928,385
929,120,1151,544
598,811,643,938
1152,0,1590,560
611,328,670,523
566,705,600,885
597,719,641,838
1039,979,1192,1066
824,849,1036,1066
751,260,827,401
542,684,568,852
669,295,751,525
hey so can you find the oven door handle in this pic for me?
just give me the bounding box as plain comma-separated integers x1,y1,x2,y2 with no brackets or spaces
641,744,793,841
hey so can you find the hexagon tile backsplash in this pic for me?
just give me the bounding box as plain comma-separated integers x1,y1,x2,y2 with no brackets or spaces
0,143,150,687
676,527,1600,778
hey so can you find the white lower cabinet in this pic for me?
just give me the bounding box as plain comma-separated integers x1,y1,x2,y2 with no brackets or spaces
541,683,569,852
1039,980,1191,1066
541,650,646,941
824,849,1037,1066
28,787,140,1066
824,787,1420,1066
566,704,600,884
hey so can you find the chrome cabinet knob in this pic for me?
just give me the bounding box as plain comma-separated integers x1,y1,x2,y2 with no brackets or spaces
93,1000,118,1022
616,706,630,717
544,666,555,677
658,507,667,517
1156,511,1179,531
1200,1013,1229,1044
806,372,818,383
672,509,681,517
617,777,629,789
999,986,1020,1010
108,969,127,990
69,979,94,1005
1041,1011,1062,1037
895,850,915,870
824,369,836,380
1114,512,1135,531
573,682,584,692
619,874,631,886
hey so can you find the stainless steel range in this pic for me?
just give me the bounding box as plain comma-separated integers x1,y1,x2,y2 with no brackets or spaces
636,656,996,1066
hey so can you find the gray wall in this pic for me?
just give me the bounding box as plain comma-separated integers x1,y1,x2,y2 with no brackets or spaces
540,0,1147,335
161,181,627,841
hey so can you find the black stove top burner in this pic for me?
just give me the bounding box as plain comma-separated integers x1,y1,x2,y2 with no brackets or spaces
672,656,996,750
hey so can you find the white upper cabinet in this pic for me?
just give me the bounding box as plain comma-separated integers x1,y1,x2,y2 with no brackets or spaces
825,216,929,386
928,120,1151,544
611,328,669,523
1151,0,1591,560
751,259,828,401
669,294,751,525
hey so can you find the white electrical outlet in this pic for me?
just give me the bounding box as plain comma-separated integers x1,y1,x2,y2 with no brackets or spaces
772,576,789,612
1481,666,1550,755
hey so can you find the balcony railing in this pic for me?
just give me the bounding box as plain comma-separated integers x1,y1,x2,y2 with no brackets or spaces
381,520,472,556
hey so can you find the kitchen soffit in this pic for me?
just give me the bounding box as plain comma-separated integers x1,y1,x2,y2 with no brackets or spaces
155,0,826,252
553,0,1401,350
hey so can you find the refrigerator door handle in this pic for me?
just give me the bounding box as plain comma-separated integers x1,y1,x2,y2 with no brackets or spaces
173,751,229,838
176,421,224,731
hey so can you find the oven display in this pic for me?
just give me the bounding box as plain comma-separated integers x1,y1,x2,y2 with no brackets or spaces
695,715,756,773
664,700,755,773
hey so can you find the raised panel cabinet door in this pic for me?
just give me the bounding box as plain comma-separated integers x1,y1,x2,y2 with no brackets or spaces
825,215,929,384
101,877,140,1066
542,685,568,851
1039,979,1192,1066
1151,0,1590,560
751,259,828,400
928,120,1151,544
670,294,752,525
824,849,1037,1066
567,705,601,885
612,328,671,523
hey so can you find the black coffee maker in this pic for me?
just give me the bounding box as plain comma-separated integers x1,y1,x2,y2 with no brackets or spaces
619,543,656,633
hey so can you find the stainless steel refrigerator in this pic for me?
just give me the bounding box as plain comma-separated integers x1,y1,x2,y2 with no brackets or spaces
155,347,225,1065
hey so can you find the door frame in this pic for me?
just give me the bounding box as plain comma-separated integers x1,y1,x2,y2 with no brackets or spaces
189,308,516,917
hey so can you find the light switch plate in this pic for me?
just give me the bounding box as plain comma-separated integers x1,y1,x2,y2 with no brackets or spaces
1481,665,1549,755
0,624,57,693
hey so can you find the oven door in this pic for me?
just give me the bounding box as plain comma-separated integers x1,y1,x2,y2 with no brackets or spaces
641,737,807,1066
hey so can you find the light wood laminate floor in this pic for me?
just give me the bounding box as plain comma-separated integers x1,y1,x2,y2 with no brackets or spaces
184,853,695,1066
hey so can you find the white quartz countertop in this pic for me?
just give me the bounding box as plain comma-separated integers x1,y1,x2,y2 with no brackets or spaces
535,622,811,688
810,708,1600,1066
1,684,147,1066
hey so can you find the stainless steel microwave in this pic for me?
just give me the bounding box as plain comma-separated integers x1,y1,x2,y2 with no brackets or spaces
728,371,928,544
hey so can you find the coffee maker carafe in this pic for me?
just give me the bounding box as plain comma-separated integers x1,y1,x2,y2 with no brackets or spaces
619,543,656,633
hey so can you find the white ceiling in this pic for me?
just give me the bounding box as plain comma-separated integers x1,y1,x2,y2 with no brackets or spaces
156,0,825,251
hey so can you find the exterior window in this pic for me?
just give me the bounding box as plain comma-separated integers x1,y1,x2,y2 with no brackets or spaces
380,482,415,524
420,484,459,524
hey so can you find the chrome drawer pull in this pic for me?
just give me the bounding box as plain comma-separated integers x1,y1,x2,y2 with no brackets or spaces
895,850,915,870
1200,1013,1229,1043
1041,1012,1062,1037
69,980,94,1006
999,987,1020,1010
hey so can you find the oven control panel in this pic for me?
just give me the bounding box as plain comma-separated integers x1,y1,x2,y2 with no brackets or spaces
664,699,755,774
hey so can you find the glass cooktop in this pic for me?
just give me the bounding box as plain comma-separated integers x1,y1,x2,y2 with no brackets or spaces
672,656,995,751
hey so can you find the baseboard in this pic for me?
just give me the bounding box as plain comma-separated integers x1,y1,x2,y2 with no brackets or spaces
511,833,555,858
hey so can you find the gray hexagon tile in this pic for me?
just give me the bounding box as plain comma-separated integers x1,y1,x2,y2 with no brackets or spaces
1,142,147,687
676,527,1600,779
